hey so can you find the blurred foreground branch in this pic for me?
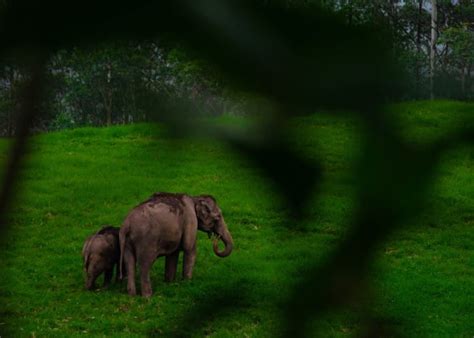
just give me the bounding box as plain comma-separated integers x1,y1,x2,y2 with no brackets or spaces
0,52,47,237
0,1,472,337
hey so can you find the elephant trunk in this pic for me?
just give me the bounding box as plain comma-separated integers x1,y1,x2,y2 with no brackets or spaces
85,257,98,290
85,273,96,290
213,223,233,258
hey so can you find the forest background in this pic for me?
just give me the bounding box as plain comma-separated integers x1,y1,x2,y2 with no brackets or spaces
0,0,473,136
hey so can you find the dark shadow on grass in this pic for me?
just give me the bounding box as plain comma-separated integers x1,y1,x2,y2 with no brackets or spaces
149,279,252,338
280,113,474,337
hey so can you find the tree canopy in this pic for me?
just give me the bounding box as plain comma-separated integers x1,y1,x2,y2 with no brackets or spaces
0,0,472,135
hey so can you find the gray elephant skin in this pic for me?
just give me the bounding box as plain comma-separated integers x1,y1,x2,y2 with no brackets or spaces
119,192,233,297
82,226,121,290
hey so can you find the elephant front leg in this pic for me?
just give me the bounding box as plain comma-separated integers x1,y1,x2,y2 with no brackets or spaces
165,250,179,282
182,248,196,280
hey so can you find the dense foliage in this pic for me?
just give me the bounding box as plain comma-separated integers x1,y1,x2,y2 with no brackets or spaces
0,1,472,135
0,41,228,135
321,0,474,99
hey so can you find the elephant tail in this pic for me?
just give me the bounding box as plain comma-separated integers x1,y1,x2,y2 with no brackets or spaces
119,223,129,280
84,252,92,273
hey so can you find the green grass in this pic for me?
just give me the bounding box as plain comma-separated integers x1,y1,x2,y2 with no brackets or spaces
0,100,472,337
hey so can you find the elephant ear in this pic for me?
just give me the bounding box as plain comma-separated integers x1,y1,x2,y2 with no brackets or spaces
195,199,208,219
195,196,215,225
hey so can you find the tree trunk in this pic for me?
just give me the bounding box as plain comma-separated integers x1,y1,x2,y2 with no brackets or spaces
460,64,466,99
106,94,112,126
467,63,472,99
430,0,438,100
105,62,112,126
6,67,12,137
347,0,353,25
415,0,423,98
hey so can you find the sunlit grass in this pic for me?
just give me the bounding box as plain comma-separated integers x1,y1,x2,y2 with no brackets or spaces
0,100,472,337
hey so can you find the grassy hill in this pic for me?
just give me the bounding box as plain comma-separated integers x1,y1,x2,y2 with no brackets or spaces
0,100,472,337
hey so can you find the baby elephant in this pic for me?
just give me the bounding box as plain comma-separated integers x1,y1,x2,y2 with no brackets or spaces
82,226,121,290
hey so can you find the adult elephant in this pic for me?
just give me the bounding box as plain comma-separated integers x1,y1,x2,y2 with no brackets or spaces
119,192,233,297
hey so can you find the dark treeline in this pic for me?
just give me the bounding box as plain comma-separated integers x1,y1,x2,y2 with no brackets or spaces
322,0,474,100
0,41,231,135
0,0,472,136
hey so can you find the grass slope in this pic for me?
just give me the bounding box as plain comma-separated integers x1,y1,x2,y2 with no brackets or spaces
0,100,472,337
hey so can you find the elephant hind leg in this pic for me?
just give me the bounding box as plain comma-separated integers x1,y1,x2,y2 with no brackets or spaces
165,250,180,282
103,268,113,287
138,249,157,298
124,249,137,296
